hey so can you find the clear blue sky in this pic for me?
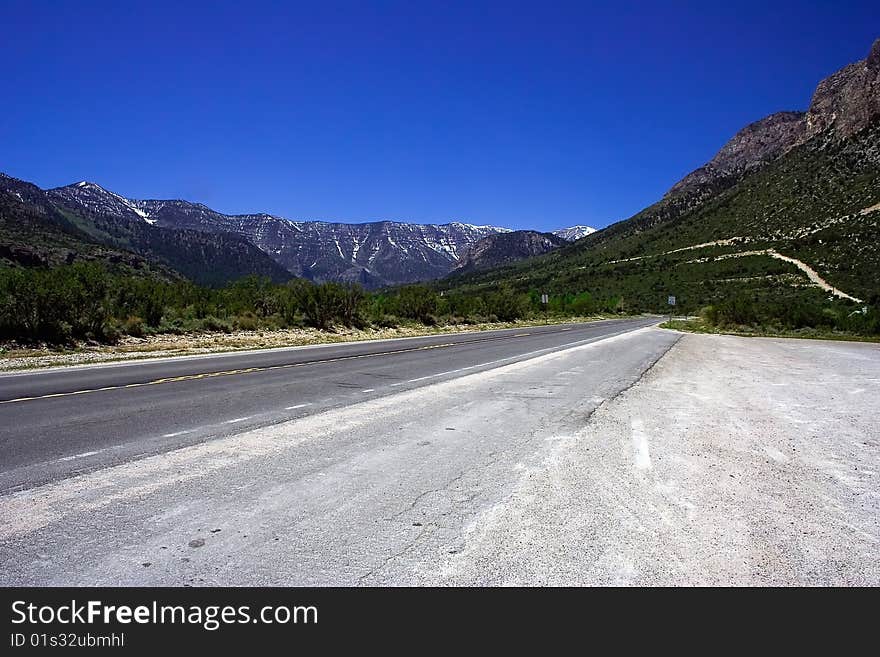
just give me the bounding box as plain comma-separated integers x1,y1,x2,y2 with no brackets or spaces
2,1,877,230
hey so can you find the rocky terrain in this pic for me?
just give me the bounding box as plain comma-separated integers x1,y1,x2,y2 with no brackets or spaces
667,111,806,197
551,225,596,241
42,180,595,287
444,37,880,314
47,184,516,287
670,37,880,198
453,230,568,274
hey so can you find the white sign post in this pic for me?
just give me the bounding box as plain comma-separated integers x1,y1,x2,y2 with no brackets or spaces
667,295,676,323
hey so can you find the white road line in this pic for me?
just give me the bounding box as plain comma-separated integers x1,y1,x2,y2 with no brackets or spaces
57,449,104,463
224,417,251,424
406,365,479,384
407,374,443,383
361,389,375,393
631,418,652,471
401,332,635,386
162,430,193,438
285,403,312,410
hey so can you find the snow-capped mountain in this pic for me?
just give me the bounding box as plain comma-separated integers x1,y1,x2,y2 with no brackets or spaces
50,181,157,225
552,225,597,241
48,182,513,287
0,175,290,286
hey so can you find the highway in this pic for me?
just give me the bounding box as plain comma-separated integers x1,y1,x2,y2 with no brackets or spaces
1,316,686,585
6,320,874,585
0,317,658,493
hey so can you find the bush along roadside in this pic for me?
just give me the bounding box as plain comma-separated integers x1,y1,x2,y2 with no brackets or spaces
661,294,880,341
3,262,875,348
0,263,624,347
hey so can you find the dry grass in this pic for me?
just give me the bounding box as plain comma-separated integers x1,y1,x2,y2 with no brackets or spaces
0,316,614,372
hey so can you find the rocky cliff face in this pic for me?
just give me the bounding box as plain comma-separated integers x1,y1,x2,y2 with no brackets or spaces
453,230,567,274
669,38,880,198
668,111,806,196
804,38,880,140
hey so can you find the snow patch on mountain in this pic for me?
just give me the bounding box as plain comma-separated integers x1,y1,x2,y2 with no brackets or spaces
553,225,597,241
52,181,158,224
47,180,565,287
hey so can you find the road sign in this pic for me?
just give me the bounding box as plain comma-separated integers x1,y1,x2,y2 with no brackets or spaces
541,294,549,304
667,296,676,306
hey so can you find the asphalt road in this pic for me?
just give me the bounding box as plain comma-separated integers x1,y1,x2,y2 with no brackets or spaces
0,319,682,585
0,317,658,493
3,322,875,586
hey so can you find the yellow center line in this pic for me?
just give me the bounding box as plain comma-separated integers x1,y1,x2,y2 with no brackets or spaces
0,339,491,405
0,326,582,406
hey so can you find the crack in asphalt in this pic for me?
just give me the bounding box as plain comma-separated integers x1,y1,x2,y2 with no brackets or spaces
582,332,683,421
364,455,497,583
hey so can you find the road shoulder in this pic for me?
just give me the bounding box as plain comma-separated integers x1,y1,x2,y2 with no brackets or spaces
436,333,879,585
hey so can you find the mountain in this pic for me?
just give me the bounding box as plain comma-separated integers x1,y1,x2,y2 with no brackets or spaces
667,111,806,197
50,183,512,287
552,225,597,241
0,175,291,286
441,37,880,313
668,38,880,199
453,230,567,274
0,174,172,276
13,175,595,289
50,181,157,224
804,37,880,140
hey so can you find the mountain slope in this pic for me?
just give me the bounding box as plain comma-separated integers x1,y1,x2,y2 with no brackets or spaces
47,183,291,287
441,38,880,313
668,111,806,197
552,225,597,241
0,175,291,286
145,210,511,287
150,205,510,287
0,175,173,276
50,184,513,287
453,230,567,274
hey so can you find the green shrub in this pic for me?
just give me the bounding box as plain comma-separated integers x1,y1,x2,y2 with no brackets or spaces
201,316,233,333
374,314,400,328
232,312,261,331
121,315,146,337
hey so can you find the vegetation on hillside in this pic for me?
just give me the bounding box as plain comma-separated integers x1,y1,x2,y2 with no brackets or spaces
0,264,626,345
663,298,880,342
0,177,291,286
3,112,879,346
439,120,880,335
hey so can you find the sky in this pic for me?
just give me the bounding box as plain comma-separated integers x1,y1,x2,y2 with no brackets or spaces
2,1,878,231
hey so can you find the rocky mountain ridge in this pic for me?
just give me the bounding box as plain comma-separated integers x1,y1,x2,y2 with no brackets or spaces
441,36,880,317
453,230,568,274
670,38,880,198
1,174,291,286
46,181,596,287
